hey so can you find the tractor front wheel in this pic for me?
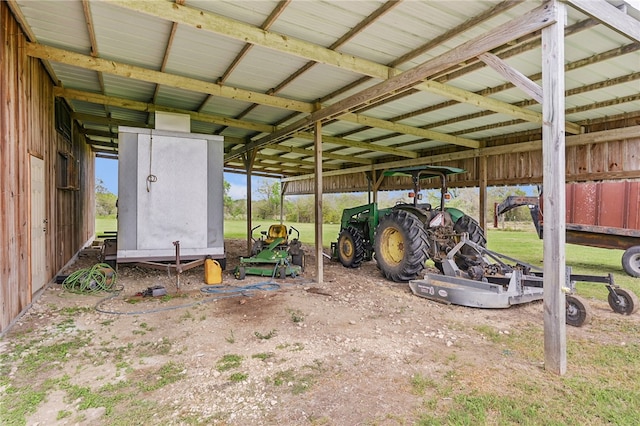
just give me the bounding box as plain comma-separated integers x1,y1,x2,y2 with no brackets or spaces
453,214,487,270
337,226,365,268
374,210,429,282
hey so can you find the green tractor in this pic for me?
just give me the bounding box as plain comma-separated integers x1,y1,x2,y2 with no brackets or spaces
333,166,486,282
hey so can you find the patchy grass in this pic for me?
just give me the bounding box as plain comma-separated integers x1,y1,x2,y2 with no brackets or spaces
138,362,186,392
287,308,305,323
254,329,277,340
270,361,324,395
216,354,243,372
228,372,248,382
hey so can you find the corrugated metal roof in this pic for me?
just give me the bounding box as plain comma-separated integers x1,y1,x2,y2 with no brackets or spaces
10,0,640,177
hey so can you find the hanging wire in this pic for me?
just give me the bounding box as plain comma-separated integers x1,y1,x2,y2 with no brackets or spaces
146,130,157,192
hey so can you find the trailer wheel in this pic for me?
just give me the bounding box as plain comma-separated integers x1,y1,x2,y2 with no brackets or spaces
374,210,429,282
337,226,366,268
608,288,639,315
622,246,640,277
566,295,591,327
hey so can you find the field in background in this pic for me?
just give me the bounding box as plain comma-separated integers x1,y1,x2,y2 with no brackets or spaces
95,217,639,302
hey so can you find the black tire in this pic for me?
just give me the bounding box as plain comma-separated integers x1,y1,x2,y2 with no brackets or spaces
337,226,365,268
251,241,264,256
608,288,639,315
566,295,591,327
453,214,487,270
622,246,640,277
374,210,429,282
235,266,246,280
291,253,305,271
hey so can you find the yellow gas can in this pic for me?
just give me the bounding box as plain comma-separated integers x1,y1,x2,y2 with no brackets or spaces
204,258,222,284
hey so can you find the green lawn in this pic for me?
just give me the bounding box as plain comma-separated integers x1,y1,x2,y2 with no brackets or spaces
95,217,638,301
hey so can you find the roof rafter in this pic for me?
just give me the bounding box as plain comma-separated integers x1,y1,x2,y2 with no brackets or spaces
33,44,475,149
232,2,559,160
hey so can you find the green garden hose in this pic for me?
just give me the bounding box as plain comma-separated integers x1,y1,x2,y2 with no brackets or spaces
62,263,117,294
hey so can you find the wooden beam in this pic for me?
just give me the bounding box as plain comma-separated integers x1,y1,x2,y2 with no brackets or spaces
50,63,461,158
81,128,117,139
478,52,543,103
273,145,372,165
542,0,567,376
57,87,276,133
73,113,148,128
566,0,640,43
340,113,480,149
86,139,118,149
27,43,313,113
418,79,580,134
292,132,418,159
107,0,387,79
57,87,418,160
234,2,558,159
255,153,341,170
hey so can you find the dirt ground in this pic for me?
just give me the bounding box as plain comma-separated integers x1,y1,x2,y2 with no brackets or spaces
2,239,639,425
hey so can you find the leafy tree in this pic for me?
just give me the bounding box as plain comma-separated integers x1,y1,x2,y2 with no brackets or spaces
223,180,232,207
95,178,117,217
254,180,282,220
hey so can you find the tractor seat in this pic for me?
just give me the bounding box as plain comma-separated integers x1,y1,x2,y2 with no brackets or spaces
265,224,288,244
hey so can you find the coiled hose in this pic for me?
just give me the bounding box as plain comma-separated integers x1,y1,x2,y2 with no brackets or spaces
62,263,117,294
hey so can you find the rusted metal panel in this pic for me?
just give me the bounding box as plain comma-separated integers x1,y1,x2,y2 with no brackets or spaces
566,181,640,231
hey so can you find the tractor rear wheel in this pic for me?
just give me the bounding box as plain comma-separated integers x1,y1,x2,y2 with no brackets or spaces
453,214,487,270
374,210,429,282
338,226,365,268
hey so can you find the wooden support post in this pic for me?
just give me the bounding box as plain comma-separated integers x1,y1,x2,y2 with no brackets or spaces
542,0,567,375
479,156,487,232
314,121,323,284
374,170,386,201
243,150,256,256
